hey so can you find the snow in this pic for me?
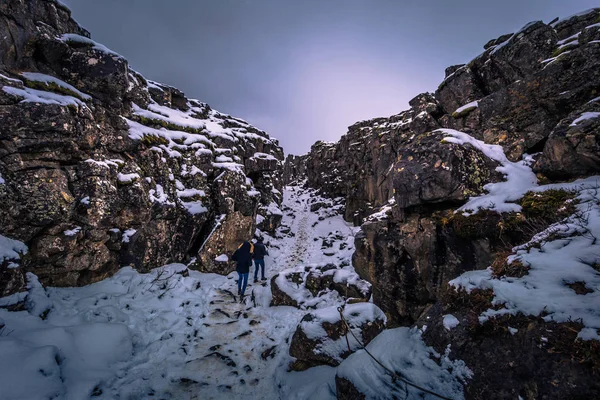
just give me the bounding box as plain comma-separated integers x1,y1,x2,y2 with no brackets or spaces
443,314,460,331
569,111,600,126
211,161,245,172
121,229,136,243
587,95,600,104
80,196,90,205
578,328,600,341
215,154,233,162
3,85,87,108
453,100,479,115
146,80,164,91
297,303,386,365
253,152,278,161
20,72,91,100
541,51,572,69
265,201,283,216
0,72,22,83
0,185,471,399
149,184,174,206
248,189,261,197
438,129,538,214
84,158,123,169
450,184,600,337
176,188,206,198
508,327,518,335
490,33,514,55
180,200,208,215
63,227,81,237
0,172,4,184
366,197,395,221
557,32,580,46
58,33,123,58
337,328,471,399
215,254,229,262
117,172,140,183
0,234,28,262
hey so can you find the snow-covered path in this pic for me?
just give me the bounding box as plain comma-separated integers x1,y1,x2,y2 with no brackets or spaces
171,185,356,399
0,185,355,400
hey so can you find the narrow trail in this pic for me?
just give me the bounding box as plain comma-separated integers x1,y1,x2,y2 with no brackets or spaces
177,185,325,399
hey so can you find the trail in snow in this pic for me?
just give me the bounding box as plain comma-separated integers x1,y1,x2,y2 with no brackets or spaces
0,185,354,400
0,184,472,400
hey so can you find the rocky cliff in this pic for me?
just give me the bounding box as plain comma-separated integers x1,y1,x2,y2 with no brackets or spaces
287,9,600,399
0,0,283,296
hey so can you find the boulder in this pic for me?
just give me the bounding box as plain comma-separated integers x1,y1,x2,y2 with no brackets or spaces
391,130,501,212
335,327,470,400
288,303,386,370
270,264,372,308
534,103,600,179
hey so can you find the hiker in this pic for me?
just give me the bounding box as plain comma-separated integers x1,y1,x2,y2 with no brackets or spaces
232,241,254,299
253,237,269,283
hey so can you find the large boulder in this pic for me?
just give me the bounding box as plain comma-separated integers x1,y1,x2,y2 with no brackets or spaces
534,100,600,179
391,130,501,212
288,303,386,370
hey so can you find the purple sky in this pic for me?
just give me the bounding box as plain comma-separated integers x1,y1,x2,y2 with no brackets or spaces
62,0,598,155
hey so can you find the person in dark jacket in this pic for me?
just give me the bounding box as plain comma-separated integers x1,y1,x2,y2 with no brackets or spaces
232,241,254,298
253,237,269,283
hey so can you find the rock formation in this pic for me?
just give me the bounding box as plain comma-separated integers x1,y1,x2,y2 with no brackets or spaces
287,8,600,399
0,0,283,295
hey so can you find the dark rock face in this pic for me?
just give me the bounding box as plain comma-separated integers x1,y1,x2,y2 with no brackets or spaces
420,303,600,400
282,154,307,185
534,101,600,179
0,0,283,291
288,303,386,370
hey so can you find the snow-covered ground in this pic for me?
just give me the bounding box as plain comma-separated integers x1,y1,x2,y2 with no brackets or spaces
0,185,472,400
0,186,350,399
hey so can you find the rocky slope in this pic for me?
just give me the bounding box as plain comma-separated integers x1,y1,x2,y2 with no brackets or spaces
0,0,284,296
286,8,600,399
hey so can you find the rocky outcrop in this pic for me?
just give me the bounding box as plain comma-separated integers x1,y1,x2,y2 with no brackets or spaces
285,8,600,399
0,0,283,292
270,264,371,308
288,303,386,370
282,153,307,185
286,7,600,323
419,303,600,400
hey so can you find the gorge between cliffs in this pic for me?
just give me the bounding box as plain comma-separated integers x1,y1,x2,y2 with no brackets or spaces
1,1,600,399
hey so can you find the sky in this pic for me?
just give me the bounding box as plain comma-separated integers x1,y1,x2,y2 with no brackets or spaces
62,0,597,155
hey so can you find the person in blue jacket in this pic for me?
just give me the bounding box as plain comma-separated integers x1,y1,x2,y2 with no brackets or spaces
232,241,253,299
253,237,269,283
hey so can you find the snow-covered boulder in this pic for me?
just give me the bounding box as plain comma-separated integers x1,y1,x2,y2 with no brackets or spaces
270,264,371,308
335,327,471,400
288,303,386,370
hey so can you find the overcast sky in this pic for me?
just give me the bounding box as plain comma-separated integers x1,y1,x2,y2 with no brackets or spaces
62,0,597,155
